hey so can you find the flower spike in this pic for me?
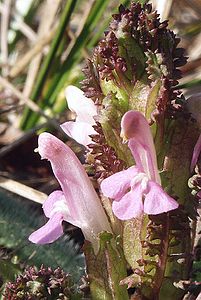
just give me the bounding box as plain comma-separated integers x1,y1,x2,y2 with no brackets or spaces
101,111,178,220
29,133,111,253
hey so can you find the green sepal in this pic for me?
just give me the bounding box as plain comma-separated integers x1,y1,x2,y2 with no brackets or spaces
152,117,200,299
159,278,185,300
145,80,162,120
123,217,146,272
100,80,129,110
99,92,134,166
84,232,129,300
160,118,199,210
122,216,157,298
118,37,146,81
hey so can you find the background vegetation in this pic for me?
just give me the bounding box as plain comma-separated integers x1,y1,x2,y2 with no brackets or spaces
0,0,200,298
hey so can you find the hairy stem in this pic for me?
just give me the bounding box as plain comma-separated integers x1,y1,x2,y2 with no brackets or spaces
152,214,170,299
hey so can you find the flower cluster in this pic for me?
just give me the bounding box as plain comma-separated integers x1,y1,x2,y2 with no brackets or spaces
3,265,81,300
29,86,178,249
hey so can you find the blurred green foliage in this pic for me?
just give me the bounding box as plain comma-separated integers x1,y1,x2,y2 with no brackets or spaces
0,189,85,297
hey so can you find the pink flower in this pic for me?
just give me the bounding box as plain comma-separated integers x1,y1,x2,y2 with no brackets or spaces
101,111,178,220
61,85,97,147
186,93,201,172
191,134,201,172
29,133,111,253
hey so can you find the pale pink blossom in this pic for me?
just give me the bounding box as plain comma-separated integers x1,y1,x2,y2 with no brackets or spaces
29,133,111,253
101,111,178,220
191,134,201,172
61,85,97,147
186,93,201,172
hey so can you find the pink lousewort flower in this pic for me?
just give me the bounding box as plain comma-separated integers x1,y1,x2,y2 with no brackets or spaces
61,85,97,147
191,133,201,172
29,133,111,253
186,93,201,172
101,111,178,220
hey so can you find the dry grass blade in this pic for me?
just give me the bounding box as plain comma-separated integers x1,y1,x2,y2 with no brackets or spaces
67,29,90,59
9,25,57,78
23,0,62,97
0,0,12,76
0,176,47,204
0,3,37,42
152,0,173,20
13,14,37,42
0,76,62,132
62,1,93,60
188,32,201,61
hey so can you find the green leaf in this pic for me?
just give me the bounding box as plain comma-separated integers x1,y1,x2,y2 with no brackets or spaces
0,189,84,280
0,260,21,282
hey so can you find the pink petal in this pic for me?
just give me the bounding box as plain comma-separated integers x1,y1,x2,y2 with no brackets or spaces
101,166,138,200
43,190,64,218
38,133,95,219
38,133,111,242
65,85,97,123
144,181,178,215
61,121,96,147
197,190,201,198
121,111,161,184
191,133,201,172
28,213,64,244
112,185,144,220
186,93,201,126
63,86,98,147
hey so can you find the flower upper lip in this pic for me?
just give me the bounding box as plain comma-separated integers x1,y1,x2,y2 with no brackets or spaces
191,133,201,172
121,110,161,184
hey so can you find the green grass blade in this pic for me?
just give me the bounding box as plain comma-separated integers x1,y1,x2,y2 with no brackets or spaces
20,0,77,130
23,0,112,129
176,78,201,89
48,0,112,104
0,189,84,278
